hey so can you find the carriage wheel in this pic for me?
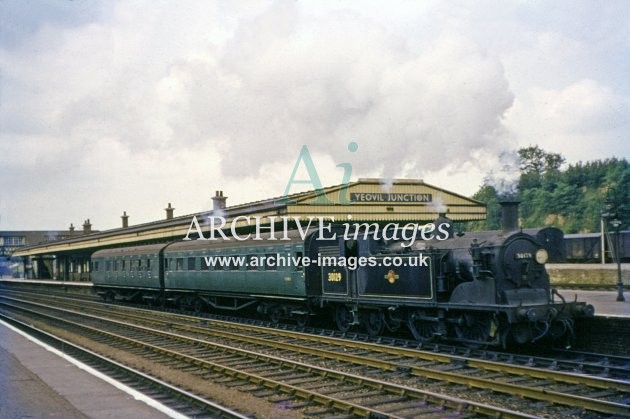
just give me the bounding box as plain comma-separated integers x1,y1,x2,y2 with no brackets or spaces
269,306,282,325
177,297,190,313
334,306,352,333
362,310,384,337
407,312,438,342
192,298,205,315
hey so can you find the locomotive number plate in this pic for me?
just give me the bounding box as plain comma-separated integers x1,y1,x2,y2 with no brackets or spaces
327,272,343,282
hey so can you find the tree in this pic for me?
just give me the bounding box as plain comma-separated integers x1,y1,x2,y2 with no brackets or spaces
469,145,628,234
466,185,501,231
518,145,565,175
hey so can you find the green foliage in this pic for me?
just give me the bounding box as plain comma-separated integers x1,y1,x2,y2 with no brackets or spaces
470,147,629,233
518,145,565,175
466,185,502,231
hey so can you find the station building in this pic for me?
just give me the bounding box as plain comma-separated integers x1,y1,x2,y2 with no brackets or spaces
12,179,486,281
0,228,86,278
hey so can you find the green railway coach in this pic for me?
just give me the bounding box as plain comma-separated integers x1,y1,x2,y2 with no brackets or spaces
91,243,166,300
162,234,307,314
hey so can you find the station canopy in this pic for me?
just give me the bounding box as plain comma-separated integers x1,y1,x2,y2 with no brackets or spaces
13,178,485,257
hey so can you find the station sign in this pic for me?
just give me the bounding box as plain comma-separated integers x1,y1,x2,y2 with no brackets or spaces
349,193,432,203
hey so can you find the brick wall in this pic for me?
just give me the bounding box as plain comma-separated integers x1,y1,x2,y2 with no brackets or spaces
573,316,630,354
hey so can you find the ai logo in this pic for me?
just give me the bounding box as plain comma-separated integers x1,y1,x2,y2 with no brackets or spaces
276,142,358,205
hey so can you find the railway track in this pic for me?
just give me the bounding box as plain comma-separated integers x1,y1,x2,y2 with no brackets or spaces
0,295,531,418
5,287,630,380
1,291,629,417
0,312,247,419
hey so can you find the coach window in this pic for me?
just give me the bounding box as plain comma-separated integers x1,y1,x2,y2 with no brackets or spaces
176,257,184,271
105,261,110,271
264,253,275,271
247,254,257,270
146,259,151,271
164,258,169,271
122,260,127,271
137,259,142,271
213,255,223,271
228,255,238,271
295,251,304,271
199,256,209,271
187,257,195,271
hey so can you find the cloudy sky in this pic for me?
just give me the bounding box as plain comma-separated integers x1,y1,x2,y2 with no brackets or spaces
1,0,628,231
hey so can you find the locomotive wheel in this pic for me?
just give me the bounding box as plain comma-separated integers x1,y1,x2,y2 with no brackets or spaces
455,313,493,347
334,306,352,333
407,313,438,342
510,323,532,344
295,314,309,328
362,310,384,337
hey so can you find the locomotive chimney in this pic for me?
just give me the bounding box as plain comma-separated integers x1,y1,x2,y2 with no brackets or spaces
69,223,75,232
499,200,520,232
165,203,174,220
212,190,227,211
121,211,129,228
434,212,454,239
82,219,92,235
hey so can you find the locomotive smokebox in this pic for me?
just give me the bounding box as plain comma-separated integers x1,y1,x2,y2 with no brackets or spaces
499,200,520,232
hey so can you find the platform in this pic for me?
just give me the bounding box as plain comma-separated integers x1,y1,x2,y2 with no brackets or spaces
0,319,176,418
559,289,630,317
547,263,630,288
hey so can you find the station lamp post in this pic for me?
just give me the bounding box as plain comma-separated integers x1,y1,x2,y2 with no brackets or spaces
610,218,625,302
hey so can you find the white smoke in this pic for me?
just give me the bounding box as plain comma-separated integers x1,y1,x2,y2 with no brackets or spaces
158,2,515,181
427,196,448,215
482,150,521,198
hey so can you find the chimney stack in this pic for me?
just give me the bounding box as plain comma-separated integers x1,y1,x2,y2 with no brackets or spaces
435,212,454,239
82,219,92,235
121,211,129,228
212,190,227,211
165,203,174,220
499,200,520,232
69,223,75,232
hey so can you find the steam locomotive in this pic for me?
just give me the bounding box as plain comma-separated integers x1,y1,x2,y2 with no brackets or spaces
91,213,594,347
